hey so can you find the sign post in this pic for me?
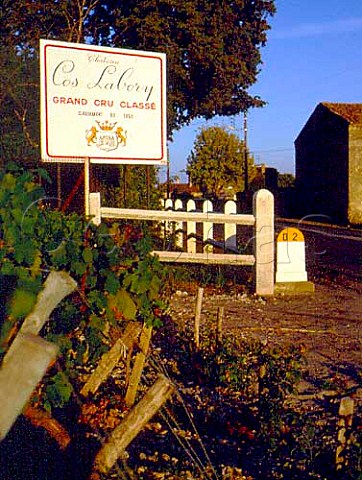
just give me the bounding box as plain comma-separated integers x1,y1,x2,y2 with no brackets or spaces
84,157,90,216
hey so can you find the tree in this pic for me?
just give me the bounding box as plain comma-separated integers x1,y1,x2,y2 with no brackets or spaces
1,0,275,206
0,0,103,164
1,0,276,140
105,165,161,210
94,0,276,135
278,173,295,189
0,48,39,167
0,0,102,49
186,126,255,198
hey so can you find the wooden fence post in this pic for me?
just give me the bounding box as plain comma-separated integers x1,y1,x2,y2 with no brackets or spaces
3,271,77,366
187,199,197,254
253,189,274,296
163,198,173,244
224,200,237,251
203,200,213,253
92,374,175,476
174,199,183,249
0,333,58,439
0,271,76,440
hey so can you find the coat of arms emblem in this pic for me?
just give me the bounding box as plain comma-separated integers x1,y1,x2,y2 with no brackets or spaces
86,120,127,152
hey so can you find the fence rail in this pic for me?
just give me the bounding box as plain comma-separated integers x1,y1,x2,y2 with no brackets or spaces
89,189,274,295
99,207,255,225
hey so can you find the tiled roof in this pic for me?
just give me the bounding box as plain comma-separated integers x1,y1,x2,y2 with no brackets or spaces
321,102,362,124
170,183,199,194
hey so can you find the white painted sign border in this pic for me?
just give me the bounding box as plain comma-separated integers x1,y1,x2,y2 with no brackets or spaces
40,39,167,165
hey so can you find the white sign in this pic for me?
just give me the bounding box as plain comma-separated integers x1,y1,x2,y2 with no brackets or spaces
40,39,167,165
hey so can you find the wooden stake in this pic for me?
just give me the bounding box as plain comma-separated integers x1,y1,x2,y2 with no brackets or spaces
336,396,354,471
216,306,224,345
23,405,71,450
125,323,153,407
3,271,76,365
0,333,58,439
92,374,174,475
194,287,204,349
17,271,77,337
0,272,75,440
81,322,141,397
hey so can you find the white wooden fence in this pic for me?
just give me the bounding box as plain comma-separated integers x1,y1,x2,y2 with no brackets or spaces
89,189,274,295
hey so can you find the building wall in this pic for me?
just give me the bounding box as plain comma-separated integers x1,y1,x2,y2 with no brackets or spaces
295,104,349,223
348,125,362,224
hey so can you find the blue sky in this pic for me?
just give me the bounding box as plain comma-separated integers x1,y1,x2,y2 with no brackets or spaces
164,0,362,181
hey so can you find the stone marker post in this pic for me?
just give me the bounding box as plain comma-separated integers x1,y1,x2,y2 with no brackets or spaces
275,227,314,294
276,227,307,282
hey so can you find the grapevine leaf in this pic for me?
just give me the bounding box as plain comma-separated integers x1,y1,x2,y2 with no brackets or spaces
46,334,72,354
37,167,52,183
149,275,161,300
104,271,120,294
8,288,37,319
82,247,93,263
89,314,106,331
132,276,150,294
45,372,73,409
107,289,137,320
87,290,107,310
50,241,68,266
13,241,38,265
30,252,42,278
1,262,15,276
70,260,87,276
5,225,20,245
3,173,16,190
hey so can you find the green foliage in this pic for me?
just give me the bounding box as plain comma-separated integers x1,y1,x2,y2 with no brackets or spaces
194,334,303,412
1,0,275,144
105,165,162,210
107,289,138,320
278,173,296,189
43,372,73,412
0,47,39,166
105,0,276,133
8,289,37,319
187,126,256,197
168,323,304,444
0,164,166,411
156,318,359,479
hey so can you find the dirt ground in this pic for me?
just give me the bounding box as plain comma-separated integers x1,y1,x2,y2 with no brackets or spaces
0,274,360,480
169,276,362,396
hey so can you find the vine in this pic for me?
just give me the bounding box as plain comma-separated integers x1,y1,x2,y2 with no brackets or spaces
0,163,166,411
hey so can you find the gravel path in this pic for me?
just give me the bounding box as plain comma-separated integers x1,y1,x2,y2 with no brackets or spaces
169,279,362,394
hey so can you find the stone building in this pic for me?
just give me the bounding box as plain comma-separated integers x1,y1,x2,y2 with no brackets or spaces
295,102,362,225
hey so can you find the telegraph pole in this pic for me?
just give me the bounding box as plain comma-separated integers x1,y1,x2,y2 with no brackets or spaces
243,111,249,192
166,148,170,199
